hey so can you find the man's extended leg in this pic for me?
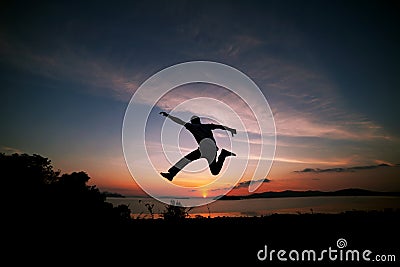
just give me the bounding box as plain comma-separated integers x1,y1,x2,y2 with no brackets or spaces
209,149,236,175
161,149,201,181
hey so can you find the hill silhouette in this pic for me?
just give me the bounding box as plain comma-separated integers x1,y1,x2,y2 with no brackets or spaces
219,188,400,200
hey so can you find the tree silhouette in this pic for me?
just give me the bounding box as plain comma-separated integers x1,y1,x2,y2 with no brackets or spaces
1,153,131,227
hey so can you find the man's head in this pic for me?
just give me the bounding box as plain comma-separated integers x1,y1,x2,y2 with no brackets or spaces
190,115,201,124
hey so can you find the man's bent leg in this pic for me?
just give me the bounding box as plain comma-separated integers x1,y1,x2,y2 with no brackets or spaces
209,149,236,175
161,149,201,181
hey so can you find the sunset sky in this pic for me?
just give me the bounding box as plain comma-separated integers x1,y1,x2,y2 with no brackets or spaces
1,0,399,198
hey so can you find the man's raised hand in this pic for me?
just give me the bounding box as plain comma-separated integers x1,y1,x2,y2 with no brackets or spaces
230,128,237,137
159,111,168,117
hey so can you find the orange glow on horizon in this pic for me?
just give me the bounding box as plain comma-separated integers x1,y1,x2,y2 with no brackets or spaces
88,159,400,197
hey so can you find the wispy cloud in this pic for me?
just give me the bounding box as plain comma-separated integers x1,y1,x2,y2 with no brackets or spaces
233,177,271,189
0,35,144,101
1,18,392,144
294,163,396,173
153,84,266,136
273,110,390,141
273,157,350,166
239,52,393,142
141,53,391,143
218,34,264,58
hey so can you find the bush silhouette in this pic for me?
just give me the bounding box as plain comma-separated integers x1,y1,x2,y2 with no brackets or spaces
1,153,131,227
161,200,192,221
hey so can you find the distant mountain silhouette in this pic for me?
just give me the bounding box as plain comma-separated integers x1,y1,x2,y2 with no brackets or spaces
219,188,400,200
103,191,126,198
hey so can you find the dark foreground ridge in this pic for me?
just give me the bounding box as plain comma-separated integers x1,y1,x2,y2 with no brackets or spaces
13,209,400,266
3,153,399,265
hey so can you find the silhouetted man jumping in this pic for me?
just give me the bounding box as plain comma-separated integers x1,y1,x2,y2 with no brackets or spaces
159,111,237,181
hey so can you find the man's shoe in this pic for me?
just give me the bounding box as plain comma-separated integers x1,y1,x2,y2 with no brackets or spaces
221,149,236,157
161,172,174,181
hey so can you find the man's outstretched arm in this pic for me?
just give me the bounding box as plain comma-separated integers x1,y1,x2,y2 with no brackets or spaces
159,111,186,125
211,124,237,137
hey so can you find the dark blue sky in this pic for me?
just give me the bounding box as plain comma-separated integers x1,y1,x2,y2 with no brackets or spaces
1,0,399,194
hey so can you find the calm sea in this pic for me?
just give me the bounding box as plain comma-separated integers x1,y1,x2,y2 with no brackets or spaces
106,196,400,219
